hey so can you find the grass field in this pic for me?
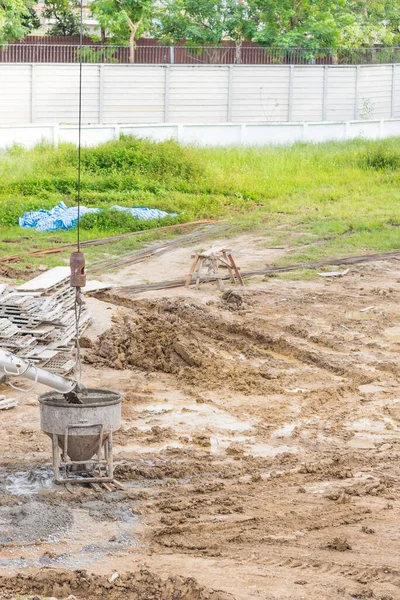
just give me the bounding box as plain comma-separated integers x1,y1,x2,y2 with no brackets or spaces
0,135,399,278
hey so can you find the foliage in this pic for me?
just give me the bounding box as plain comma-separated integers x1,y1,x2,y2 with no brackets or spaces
342,0,400,46
0,0,38,43
80,208,184,231
358,144,400,170
21,6,40,31
43,0,82,35
0,137,400,271
76,45,118,62
252,0,353,50
89,0,154,61
154,0,259,53
79,135,203,178
153,0,400,52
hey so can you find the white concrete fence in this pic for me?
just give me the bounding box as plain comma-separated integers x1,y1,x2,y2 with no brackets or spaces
0,63,400,126
1,119,400,149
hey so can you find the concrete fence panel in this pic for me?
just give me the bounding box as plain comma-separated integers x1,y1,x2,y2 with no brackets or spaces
34,64,99,124
291,66,325,122
358,65,393,119
0,63,398,126
103,65,166,124
0,65,31,124
326,67,357,121
230,66,290,123
168,66,229,123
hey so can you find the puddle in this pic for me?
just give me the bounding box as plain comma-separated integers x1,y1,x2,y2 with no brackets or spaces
209,435,249,454
258,348,301,365
358,384,387,394
384,327,400,343
246,443,299,458
272,423,298,438
347,434,377,449
348,418,389,433
4,468,54,496
135,398,253,434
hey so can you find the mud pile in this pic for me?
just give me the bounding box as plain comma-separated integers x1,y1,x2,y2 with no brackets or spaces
0,568,234,599
85,298,275,394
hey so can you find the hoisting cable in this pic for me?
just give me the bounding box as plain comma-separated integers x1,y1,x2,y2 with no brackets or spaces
77,0,83,254
70,0,86,396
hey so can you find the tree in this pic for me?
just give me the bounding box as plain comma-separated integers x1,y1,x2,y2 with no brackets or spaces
153,0,260,63
21,6,41,32
341,0,400,46
43,0,82,36
89,0,154,63
252,0,353,51
0,0,39,43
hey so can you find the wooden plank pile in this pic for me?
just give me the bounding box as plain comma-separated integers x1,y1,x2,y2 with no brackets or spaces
0,267,91,375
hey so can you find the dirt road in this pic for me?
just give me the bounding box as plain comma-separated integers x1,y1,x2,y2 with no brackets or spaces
0,236,400,599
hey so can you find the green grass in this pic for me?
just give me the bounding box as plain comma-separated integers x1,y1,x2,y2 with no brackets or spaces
0,135,399,278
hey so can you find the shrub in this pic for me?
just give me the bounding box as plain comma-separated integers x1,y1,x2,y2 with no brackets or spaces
79,135,204,179
358,145,400,171
80,208,184,233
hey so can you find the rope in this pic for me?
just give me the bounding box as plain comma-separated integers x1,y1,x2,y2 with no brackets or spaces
73,0,84,385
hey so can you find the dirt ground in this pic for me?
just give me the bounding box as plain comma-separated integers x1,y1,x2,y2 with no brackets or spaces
0,235,400,599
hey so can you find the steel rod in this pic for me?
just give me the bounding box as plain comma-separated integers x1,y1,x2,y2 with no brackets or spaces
109,249,400,296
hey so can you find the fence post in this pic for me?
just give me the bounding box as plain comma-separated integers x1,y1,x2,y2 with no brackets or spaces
240,123,246,145
177,124,183,143
288,65,294,121
31,64,36,124
53,123,59,148
379,119,384,139
99,64,104,124
164,65,170,123
114,124,120,140
322,65,328,121
303,122,309,141
354,66,360,120
170,46,175,64
227,65,233,122
391,64,396,118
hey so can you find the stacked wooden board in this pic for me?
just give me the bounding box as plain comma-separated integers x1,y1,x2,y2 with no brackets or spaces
0,267,91,375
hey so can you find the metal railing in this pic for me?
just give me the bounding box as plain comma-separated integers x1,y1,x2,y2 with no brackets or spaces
1,44,400,64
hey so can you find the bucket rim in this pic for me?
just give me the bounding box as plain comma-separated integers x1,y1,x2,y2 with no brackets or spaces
38,387,122,409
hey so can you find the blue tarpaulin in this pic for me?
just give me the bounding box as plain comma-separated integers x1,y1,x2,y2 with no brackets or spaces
19,201,177,232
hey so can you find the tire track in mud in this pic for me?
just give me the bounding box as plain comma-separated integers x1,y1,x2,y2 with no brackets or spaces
261,553,400,589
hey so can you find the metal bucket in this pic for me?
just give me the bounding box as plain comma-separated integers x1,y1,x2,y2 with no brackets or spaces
39,388,122,462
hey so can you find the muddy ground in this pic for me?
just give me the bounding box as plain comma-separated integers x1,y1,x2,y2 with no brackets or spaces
0,235,400,599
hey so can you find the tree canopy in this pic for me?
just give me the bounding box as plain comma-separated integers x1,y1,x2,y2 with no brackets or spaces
43,0,82,36
89,0,154,61
0,0,39,43
152,0,400,50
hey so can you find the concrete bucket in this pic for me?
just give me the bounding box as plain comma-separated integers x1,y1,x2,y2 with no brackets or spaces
38,388,122,483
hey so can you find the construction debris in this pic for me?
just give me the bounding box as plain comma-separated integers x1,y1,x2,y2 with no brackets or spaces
317,268,350,278
0,397,18,410
0,267,91,375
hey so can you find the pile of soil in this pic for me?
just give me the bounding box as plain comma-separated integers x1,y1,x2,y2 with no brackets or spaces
85,298,275,394
0,568,234,599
